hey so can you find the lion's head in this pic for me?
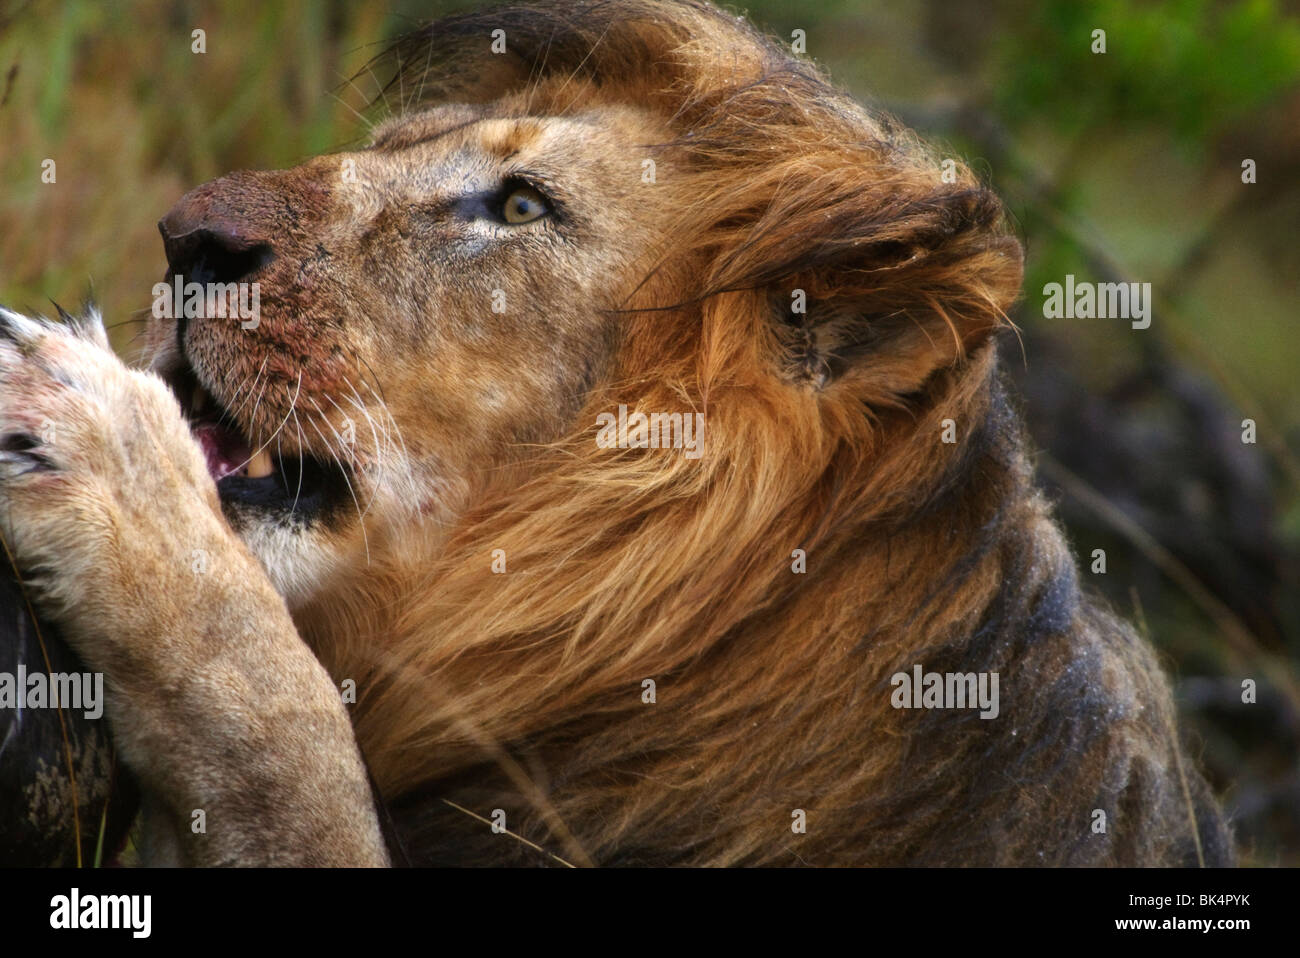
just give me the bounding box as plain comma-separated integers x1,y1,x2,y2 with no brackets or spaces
150,106,685,604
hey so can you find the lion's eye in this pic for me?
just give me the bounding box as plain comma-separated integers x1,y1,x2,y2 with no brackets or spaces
500,185,550,224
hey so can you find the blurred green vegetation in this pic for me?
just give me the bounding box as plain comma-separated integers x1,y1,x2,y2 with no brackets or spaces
1,0,1297,864
996,0,1300,142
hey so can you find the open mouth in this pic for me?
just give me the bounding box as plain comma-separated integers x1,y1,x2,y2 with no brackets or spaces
169,362,349,517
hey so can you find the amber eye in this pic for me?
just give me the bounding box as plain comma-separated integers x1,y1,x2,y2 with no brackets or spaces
501,185,550,224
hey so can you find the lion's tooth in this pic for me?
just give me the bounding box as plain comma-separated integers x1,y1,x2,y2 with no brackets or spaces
246,449,275,479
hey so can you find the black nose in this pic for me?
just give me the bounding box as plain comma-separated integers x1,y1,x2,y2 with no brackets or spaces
159,223,274,287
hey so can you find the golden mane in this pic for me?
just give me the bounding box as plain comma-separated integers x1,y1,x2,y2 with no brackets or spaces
297,0,1228,866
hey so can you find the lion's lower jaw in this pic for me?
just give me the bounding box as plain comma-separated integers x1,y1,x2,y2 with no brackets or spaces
234,518,349,609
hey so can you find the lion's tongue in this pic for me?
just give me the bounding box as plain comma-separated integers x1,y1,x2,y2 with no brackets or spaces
192,422,273,481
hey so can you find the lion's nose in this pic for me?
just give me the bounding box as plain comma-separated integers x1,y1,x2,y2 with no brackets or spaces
159,181,276,286
158,220,274,287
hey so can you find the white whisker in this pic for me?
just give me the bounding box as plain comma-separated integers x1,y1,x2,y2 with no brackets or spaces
290,403,305,513
229,356,270,421
307,416,370,564
227,371,302,479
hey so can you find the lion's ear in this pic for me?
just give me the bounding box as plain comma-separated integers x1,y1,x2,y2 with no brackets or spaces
744,182,1024,391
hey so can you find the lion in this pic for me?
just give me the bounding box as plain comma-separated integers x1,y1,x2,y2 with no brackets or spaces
0,0,1231,866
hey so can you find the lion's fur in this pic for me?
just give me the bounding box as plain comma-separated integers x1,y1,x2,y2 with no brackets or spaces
259,1,1234,865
